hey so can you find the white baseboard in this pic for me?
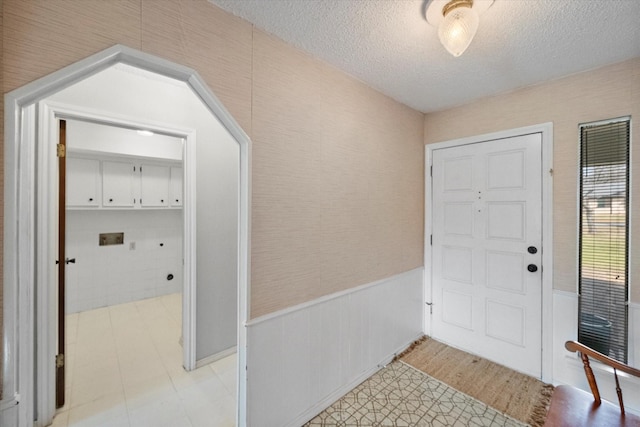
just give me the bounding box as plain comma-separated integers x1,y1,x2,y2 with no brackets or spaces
195,346,236,369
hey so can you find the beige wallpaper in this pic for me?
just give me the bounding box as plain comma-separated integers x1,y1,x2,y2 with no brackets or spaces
251,31,424,317
4,0,142,93
139,0,253,134
424,58,640,302
3,0,253,132
1,0,425,396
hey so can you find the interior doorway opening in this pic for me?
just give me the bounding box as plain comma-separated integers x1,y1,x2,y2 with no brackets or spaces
3,45,250,427
59,118,187,411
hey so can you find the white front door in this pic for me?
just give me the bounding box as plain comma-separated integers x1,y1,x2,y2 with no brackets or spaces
431,133,543,377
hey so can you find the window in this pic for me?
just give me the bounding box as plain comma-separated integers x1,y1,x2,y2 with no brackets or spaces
578,118,630,363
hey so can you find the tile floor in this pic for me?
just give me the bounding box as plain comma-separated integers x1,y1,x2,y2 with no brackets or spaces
304,361,526,427
51,293,237,427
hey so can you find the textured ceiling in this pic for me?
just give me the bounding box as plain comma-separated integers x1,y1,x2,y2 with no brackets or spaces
208,0,640,113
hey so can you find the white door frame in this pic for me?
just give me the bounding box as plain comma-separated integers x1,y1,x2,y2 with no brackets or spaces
3,45,251,427
424,122,553,382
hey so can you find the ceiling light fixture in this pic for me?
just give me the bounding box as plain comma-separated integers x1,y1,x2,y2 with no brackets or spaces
426,0,494,57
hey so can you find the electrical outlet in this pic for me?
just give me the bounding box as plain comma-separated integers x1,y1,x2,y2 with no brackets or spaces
129,241,136,250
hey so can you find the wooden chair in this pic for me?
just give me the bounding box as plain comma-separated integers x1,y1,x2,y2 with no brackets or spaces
545,340,640,426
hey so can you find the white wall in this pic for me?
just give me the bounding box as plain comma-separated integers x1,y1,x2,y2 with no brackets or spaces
67,119,183,161
246,268,424,426
66,210,182,313
47,62,239,361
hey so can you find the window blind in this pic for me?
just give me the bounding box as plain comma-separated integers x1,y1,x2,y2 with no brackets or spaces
578,119,630,363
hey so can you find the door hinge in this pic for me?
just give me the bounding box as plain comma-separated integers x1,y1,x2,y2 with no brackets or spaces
55,353,65,368
430,165,433,177
426,302,433,315
430,235,433,246
56,144,65,158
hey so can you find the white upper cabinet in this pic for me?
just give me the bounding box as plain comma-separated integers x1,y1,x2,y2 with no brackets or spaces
66,154,182,210
67,158,100,207
140,164,170,207
102,161,136,207
170,167,183,207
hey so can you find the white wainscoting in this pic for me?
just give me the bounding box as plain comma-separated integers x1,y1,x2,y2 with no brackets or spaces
552,290,640,415
246,268,424,427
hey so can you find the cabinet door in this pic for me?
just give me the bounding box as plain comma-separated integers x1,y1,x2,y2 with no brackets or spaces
170,166,183,207
102,161,135,207
140,164,170,207
67,158,100,207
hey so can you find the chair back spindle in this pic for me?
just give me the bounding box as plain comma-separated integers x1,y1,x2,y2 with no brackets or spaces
544,341,640,426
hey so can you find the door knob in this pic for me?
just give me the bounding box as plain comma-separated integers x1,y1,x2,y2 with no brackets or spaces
527,246,538,254
527,264,538,273
65,258,76,265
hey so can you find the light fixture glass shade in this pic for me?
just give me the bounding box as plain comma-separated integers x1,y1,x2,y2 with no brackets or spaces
437,5,479,57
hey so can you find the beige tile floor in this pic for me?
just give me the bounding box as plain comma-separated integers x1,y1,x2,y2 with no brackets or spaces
51,293,237,427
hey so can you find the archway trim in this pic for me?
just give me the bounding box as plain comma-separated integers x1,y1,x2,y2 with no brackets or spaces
3,44,250,427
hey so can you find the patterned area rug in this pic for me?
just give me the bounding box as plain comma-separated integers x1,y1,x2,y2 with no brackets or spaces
304,361,527,426
399,337,553,427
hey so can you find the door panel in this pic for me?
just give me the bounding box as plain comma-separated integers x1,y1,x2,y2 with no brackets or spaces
486,251,525,293
102,161,135,207
170,166,183,207
431,133,542,377
66,157,100,207
140,163,170,207
442,289,473,329
486,300,525,345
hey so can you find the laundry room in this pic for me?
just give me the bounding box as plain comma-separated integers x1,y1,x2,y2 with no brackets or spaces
64,119,184,314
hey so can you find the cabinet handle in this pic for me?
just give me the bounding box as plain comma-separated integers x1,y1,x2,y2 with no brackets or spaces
161,199,164,203
89,198,93,202
176,199,179,203
109,198,113,202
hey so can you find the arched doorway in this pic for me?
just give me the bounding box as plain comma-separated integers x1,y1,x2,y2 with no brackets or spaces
3,45,250,427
